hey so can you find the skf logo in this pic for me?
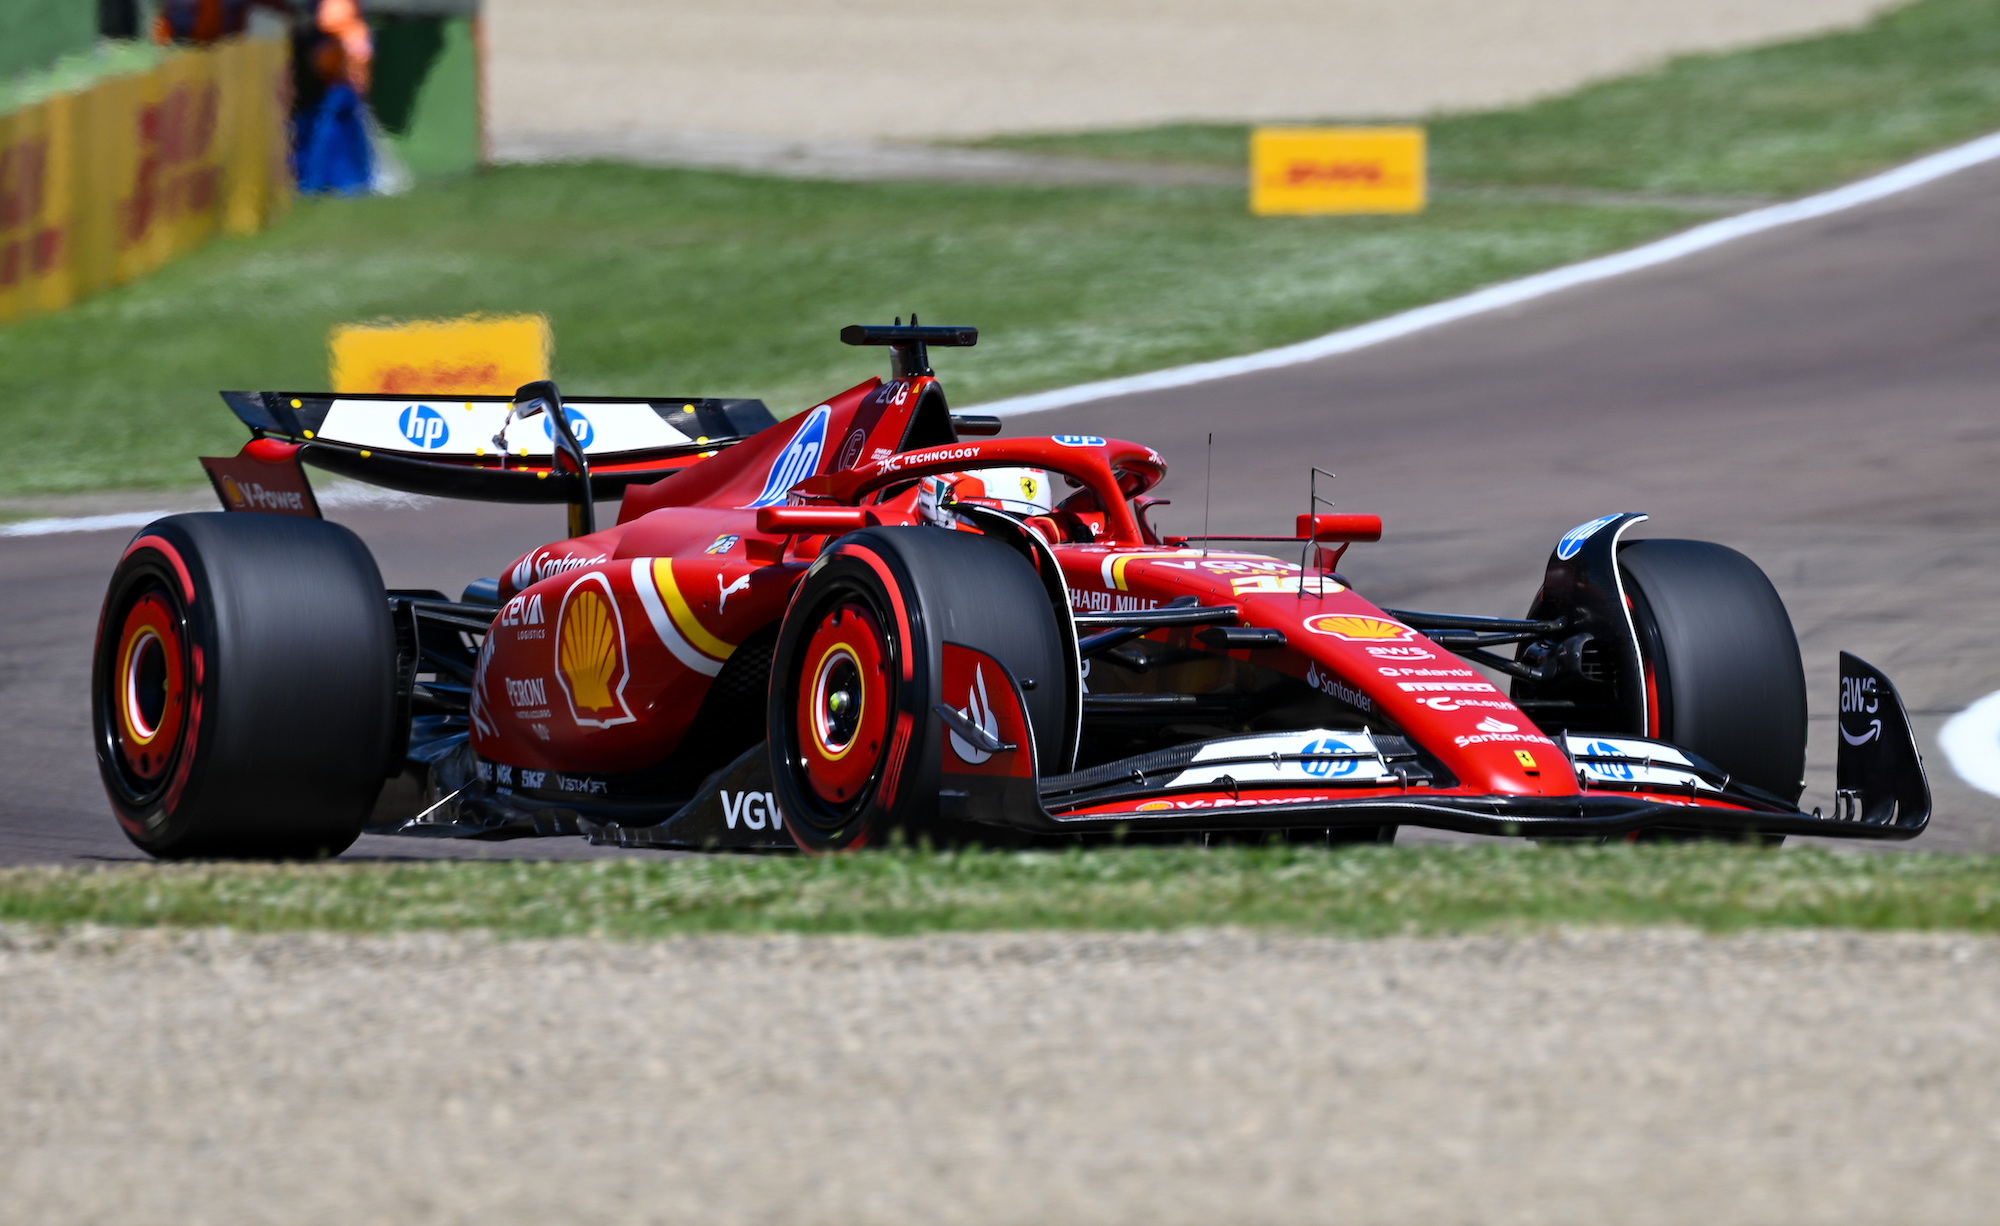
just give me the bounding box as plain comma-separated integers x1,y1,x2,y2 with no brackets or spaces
554,572,636,727
1303,614,1416,642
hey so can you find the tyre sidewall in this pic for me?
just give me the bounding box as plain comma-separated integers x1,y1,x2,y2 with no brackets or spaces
1619,538,1808,802
94,514,397,858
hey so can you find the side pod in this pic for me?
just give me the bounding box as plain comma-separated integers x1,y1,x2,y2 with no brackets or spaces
1834,652,1931,831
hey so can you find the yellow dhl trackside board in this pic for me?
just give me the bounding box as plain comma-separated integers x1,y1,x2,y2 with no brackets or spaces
1250,127,1425,216
329,314,552,395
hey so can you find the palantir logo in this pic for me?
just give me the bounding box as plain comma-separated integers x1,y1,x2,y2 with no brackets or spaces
747,404,831,508
542,408,594,448
398,404,450,450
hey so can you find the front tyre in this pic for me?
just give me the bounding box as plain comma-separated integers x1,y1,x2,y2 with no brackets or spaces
93,513,398,859
768,526,1069,852
1620,538,1808,805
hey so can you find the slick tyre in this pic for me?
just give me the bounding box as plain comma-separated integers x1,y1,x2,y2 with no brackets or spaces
769,526,1069,852
93,513,398,859
1619,538,1808,805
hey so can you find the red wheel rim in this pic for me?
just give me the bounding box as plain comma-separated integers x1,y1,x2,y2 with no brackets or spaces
796,602,890,805
113,592,186,782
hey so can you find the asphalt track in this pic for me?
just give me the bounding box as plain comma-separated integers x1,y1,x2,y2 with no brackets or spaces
5,156,1999,861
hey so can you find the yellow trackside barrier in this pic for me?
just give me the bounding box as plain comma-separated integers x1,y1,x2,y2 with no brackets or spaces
330,315,553,395
1250,127,1427,216
0,37,292,325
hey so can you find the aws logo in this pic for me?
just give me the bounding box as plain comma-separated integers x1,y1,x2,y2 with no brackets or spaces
1303,614,1416,642
747,404,831,508
554,572,636,728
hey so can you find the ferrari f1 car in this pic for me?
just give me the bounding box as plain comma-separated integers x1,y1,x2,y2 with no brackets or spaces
93,322,1931,857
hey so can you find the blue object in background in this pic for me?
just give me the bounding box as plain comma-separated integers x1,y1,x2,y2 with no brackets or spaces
296,83,373,196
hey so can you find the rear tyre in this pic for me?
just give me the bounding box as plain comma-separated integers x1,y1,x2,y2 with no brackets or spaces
1619,538,1808,807
768,526,1069,852
93,513,398,859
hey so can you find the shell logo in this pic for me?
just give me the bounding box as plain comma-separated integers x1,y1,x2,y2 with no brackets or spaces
555,573,636,727
1135,800,1173,812
220,475,246,509
1303,614,1416,642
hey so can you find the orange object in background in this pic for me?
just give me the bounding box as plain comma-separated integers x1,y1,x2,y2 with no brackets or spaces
329,315,552,395
317,0,374,93
1250,127,1426,216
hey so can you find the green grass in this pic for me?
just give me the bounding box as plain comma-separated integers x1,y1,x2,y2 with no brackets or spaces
0,176,1681,496
8,0,2000,497
5,845,2000,940
979,0,2000,196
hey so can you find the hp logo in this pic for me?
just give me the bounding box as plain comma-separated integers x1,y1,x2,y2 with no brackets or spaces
1300,738,1358,778
1583,741,1634,780
398,404,450,450
542,408,595,448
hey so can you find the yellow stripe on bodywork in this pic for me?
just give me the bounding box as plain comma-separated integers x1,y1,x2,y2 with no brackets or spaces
652,558,737,662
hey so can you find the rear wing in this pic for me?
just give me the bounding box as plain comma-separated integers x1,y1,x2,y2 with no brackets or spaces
219,391,776,503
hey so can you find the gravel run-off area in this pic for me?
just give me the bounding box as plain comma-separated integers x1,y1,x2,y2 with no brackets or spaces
5,924,2000,1225
485,0,1905,142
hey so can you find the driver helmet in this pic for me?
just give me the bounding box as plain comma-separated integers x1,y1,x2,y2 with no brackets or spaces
917,466,1053,526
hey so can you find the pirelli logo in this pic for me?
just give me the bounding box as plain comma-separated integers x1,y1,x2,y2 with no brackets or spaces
1250,127,1426,216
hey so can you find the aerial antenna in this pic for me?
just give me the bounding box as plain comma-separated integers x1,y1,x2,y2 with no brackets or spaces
1202,432,1213,558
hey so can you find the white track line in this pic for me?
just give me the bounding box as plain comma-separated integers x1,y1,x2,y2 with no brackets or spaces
1941,691,2000,799
0,511,177,538
0,483,434,539
977,128,2000,418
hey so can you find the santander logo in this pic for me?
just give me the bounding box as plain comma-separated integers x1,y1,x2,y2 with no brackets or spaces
1475,716,1519,733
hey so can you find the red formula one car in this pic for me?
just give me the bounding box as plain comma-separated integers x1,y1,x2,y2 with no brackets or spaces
93,323,1930,857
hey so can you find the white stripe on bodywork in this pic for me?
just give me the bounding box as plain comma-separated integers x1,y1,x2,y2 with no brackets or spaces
631,558,725,677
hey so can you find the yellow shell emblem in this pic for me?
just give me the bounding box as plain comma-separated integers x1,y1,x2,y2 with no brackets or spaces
559,588,620,712
221,475,245,508
1304,614,1415,642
